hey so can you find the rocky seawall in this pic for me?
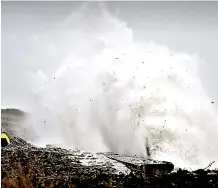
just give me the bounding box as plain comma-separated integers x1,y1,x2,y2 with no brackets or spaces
2,137,218,188
1,109,218,187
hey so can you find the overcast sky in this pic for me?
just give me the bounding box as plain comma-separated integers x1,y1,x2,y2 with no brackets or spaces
1,1,218,111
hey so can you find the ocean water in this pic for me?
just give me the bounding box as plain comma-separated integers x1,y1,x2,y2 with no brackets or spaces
24,2,218,170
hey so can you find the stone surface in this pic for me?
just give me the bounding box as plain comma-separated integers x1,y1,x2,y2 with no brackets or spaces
1,109,218,187
2,137,218,187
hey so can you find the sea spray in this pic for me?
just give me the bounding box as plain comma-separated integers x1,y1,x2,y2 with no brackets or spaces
24,2,218,170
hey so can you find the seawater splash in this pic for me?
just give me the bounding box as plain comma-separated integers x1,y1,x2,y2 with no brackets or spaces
25,3,218,170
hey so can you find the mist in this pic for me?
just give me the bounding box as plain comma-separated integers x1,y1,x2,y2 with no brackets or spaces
2,1,218,170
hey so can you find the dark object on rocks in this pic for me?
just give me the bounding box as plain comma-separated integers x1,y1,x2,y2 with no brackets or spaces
1,133,10,147
1,137,9,147
103,152,174,176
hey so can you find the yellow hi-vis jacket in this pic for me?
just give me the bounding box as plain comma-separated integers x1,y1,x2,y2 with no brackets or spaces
1,133,10,147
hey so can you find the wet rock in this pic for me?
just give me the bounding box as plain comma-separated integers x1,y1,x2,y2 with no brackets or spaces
2,138,218,187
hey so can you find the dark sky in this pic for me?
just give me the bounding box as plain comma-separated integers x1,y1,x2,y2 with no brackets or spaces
2,1,218,110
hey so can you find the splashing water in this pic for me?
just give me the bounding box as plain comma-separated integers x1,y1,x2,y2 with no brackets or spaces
25,3,218,170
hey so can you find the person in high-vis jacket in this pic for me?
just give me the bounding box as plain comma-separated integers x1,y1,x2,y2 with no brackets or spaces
1,132,10,147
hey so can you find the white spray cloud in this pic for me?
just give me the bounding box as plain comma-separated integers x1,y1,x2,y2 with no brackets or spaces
24,2,218,170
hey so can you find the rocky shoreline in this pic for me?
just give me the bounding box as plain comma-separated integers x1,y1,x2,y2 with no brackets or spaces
1,109,218,187
2,137,218,188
